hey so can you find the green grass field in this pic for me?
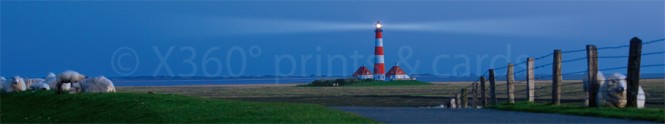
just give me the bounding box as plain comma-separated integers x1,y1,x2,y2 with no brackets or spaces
0,91,377,123
492,102,665,122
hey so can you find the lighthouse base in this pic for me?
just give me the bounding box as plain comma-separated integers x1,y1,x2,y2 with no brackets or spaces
373,74,385,81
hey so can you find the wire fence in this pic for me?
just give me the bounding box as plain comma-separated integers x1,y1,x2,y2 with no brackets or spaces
449,38,664,108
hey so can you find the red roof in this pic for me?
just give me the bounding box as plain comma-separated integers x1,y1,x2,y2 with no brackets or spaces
385,65,407,77
353,66,372,77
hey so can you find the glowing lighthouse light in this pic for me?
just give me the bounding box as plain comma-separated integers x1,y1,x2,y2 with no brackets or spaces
373,21,386,81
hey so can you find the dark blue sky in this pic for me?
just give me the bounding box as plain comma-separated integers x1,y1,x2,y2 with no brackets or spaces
2,1,664,77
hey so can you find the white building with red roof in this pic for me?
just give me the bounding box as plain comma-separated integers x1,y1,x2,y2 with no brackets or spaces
385,63,411,80
352,65,373,80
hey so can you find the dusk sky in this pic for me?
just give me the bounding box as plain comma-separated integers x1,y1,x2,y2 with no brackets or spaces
2,1,664,77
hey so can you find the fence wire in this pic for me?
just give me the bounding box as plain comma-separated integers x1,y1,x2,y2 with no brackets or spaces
452,38,664,106
512,50,664,76
643,38,665,45
597,51,665,59
596,39,664,50
511,39,664,75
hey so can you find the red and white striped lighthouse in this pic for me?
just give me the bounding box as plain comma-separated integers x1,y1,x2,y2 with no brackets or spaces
374,21,385,80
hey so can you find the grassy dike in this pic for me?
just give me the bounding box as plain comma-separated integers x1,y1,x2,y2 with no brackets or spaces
492,102,665,122
301,78,432,87
346,80,431,87
0,91,378,123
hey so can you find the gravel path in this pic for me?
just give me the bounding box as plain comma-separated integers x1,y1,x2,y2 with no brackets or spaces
334,106,654,123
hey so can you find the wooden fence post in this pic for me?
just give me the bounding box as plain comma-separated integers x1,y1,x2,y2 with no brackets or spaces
489,69,497,105
461,88,468,108
455,93,461,107
471,83,478,108
480,76,487,106
552,49,562,105
507,63,515,104
527,57,535,102
586,45,599,107
627,37,642,108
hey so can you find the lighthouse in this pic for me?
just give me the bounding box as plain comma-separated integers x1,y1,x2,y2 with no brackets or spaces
374,21,386,80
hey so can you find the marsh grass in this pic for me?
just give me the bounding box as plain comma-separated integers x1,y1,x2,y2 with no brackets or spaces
118,79,664,108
